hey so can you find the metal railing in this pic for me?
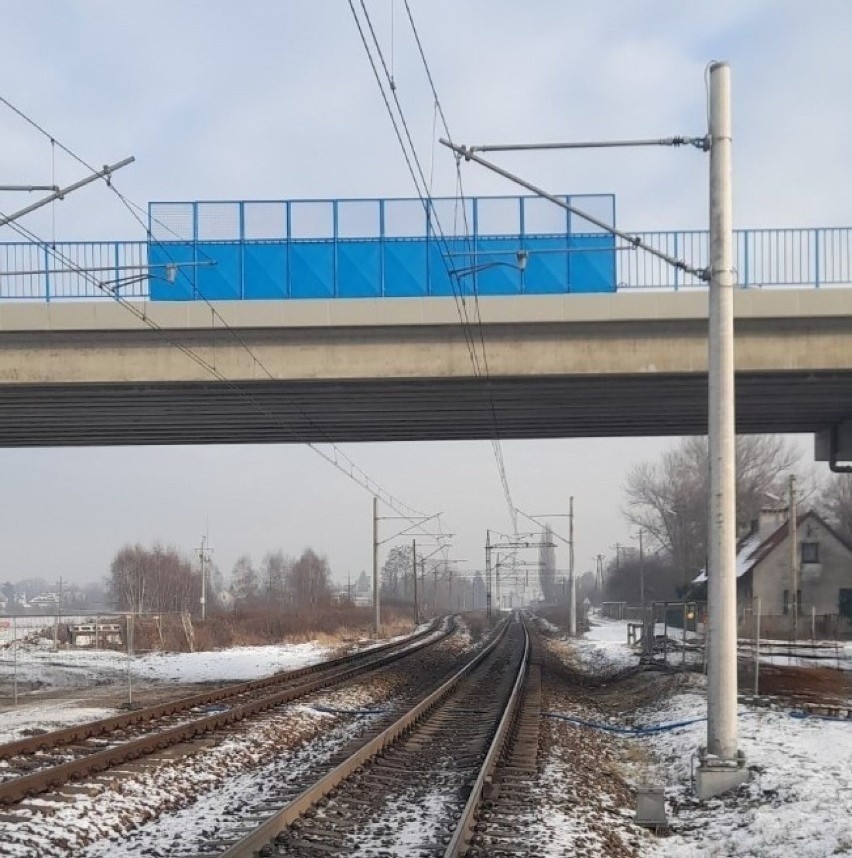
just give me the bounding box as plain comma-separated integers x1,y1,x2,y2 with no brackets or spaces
0,226,849,301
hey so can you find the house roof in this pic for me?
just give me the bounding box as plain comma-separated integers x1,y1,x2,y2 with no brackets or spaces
692,509,851,584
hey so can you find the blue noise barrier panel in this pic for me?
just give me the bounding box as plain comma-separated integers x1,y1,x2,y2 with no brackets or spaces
148,195,617,301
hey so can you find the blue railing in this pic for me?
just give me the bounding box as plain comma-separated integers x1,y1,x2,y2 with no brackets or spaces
0,214,852,301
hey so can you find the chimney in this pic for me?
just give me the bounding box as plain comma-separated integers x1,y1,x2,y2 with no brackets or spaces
756,504,789,541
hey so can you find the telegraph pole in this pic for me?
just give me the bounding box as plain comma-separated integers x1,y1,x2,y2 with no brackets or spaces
196,535,213,621
420,557,426,615
638,528,645,606
700,60,746,798
569,496,576,636
412,539,419,625
372,496,380,635
485,531,492,623
789,474,798,637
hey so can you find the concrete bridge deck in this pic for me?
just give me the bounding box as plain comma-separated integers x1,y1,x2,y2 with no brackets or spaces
0,289,849,446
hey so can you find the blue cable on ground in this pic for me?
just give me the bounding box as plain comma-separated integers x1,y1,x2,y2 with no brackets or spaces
543,712,706,735
788,710,851,723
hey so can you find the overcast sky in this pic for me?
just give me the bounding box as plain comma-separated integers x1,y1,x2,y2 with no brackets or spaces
0,1,848,592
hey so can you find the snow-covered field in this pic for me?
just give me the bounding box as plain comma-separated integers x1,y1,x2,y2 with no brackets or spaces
571,616,852,856
0,638,334,743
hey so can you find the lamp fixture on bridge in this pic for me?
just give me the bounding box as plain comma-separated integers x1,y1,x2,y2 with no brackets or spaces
449,249,528,280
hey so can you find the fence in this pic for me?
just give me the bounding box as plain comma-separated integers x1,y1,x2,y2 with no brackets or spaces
737,611,852,641
1,216,849,301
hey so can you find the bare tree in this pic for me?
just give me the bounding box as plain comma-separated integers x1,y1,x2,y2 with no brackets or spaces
623,435,801,586
230,555,259,607
108,544,198,613
287,549,331,608
381,545,413,601
260,550,291,604
819,474,852,542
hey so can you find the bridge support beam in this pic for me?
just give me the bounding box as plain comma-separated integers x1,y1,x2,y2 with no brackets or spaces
815,422,852,472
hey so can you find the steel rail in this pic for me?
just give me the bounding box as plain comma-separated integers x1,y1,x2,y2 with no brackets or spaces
218,617,515,858
0,618,451,805
443,617,531,856
0,618,443,762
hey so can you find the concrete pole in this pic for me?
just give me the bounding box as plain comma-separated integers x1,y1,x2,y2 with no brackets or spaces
13,613,18,707
200,537,207,622
372,496,380,635
485,531,492,623
420,557,426,614
706,60,738,762
495,557,501,613
412,539,419,626
754,596,761,696
789,474,798,639
569,496,577,636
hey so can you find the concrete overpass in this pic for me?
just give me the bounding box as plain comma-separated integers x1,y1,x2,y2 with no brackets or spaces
0,289,850,449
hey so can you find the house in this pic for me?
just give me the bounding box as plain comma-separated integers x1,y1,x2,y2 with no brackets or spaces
693,505,852,636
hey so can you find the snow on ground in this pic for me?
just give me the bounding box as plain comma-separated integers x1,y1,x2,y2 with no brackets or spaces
633,687,852,857
571,617,640,673
0,638,330,688
0,639,333,743
0,700,117,744
566,616,852,856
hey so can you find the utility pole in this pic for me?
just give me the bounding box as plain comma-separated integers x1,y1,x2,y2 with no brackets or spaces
420,557,426,615
700,61,746,799
448,567,453,614
638,528,645,606
485,531,493,623
789,474,798,638
569,496,576,636
495,555,501,613
372,496,380,635
196,535,213,621
412,539,419,625
347,571,351,604
433,564,439,614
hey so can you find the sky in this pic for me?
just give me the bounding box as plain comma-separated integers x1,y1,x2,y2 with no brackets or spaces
0,1,849,593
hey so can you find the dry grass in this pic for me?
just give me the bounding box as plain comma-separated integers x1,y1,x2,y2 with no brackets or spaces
135,604,419,653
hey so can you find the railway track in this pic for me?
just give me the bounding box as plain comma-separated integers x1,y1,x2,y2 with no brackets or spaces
209,614,537,858
0,618,452,805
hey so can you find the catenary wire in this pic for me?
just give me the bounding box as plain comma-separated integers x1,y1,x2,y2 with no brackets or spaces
0,96,454,539
353,1,518,531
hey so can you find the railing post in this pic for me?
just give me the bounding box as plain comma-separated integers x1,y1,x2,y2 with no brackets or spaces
285,201,292,299
674,232,680,291
192,202,199,300
239,202,246,299
114,242,121,299
379,199,385,298
743,230,750,288
814,228,821,288
43,244,51,302
332,200,339,298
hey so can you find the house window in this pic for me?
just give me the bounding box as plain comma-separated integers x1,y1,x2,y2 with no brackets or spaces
801,542,819,565
840,589,852,620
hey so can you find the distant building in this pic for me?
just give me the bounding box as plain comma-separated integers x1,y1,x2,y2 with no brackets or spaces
695,505,852,636
30,592,62,609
